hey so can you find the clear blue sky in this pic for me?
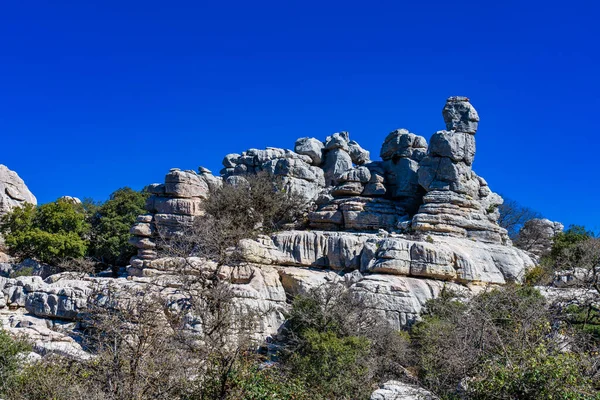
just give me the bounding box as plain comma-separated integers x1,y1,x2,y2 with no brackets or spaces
1,1,598,230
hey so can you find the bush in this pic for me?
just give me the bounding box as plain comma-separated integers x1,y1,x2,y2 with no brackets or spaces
7,358,96,400
0,329,31,396
279,284,411,399
160,173,307,264
550,225,594,262
411,286,599,399
286,329,371,399
469,346,598,399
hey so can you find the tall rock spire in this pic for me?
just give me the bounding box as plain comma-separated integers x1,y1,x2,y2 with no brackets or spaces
412,97,509,244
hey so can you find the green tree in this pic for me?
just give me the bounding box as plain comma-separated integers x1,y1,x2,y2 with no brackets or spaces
550,225,594,261
0,199,90,265
88,187,148,268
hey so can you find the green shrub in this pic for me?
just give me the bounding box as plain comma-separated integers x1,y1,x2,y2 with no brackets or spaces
213,359,310,400
469,345,599,400
0,329,31,396
88,187,148,267
411,286,562,398
8,266,35,278
280,286,411,399
286,329,372,399
550,225,594,262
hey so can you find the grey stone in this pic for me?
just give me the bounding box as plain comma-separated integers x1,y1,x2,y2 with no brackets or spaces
380,129,427,161
348,141,370,165
0,165,37,217
371,381,437,400
164,170,209,199
429,130,476,165
223,153,241,168
442,96,479,133
323,148,353,186
294,137,324,165
324,132,350,151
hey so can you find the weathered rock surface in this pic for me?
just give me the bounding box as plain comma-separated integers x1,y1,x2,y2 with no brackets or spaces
371,380,438,400
516,218,564,257
0,164,36,216
241,230,533,285
413,97,508,244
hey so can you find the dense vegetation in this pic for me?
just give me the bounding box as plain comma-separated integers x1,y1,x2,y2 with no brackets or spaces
0,187,148,272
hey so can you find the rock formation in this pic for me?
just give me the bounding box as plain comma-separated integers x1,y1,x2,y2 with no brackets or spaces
516,218,564,257
0,165,36,260
412,97,507,244
125,96,535,330
0,164,36,216
1,96,540,365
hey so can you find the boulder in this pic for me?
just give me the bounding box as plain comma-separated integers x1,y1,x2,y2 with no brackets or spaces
294,137,324,165
0,164,37,216
442,95,479,134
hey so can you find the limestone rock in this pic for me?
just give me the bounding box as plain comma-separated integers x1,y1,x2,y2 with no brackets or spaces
323,148,353,186
58,196,82,204
309,198,409,231
413,97,509,244
324,131,350,151
164,169,210,199
294,137,324,165
442,96,479,134
429,130,476,165
371,381,437,400
0,164,37,216
351,274,468,328
348,140,370,165
240,230,534,285
516,218,564,256
380,129,427,212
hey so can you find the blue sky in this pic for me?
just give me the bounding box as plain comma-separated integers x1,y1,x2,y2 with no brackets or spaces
1,0,599,230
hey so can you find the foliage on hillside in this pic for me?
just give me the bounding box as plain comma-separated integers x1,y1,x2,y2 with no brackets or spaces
0,187,147,270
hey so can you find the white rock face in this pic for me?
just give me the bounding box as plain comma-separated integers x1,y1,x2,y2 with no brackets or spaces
1,264,288,359
242,230,534,285
371,380,438,400
0,308,89,361
0,164,36,215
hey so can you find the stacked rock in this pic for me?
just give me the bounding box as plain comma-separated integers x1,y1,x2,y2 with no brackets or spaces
303,132,415,231
129,168,220,269
380,129,428,213
412,97,509,244
222,147,326,202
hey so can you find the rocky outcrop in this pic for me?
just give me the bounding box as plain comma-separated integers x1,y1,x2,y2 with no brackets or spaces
242,230,533,285
412,97,508,244
129,168,220,266
516,218,564,257
0,164,36,216
124,95,535,331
